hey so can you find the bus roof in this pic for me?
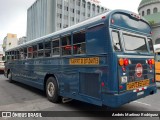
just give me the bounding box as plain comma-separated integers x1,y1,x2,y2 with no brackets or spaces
6,9,149,52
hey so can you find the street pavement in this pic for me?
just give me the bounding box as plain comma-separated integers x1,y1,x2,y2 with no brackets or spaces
0,74,159,120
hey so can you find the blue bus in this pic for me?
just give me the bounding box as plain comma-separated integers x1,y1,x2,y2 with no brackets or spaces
4,10,157,108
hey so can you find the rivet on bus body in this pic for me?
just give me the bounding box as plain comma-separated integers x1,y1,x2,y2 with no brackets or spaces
119,85,123,89
101,82,105,87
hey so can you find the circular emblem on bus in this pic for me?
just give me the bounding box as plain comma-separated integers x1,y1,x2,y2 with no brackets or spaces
135,63,143,78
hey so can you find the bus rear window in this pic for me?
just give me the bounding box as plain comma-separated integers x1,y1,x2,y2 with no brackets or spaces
123,34,148,52
148,38,154,53
112,31,121,51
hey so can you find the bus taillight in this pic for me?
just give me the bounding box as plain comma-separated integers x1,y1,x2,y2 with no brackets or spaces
147,59,155,65
124,59,129,66
119,58,129,66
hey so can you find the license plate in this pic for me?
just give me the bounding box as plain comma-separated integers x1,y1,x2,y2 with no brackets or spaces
137,91,144,96
127,79,149,90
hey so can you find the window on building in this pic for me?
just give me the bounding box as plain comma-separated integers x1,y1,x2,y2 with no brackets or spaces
101,8,104,12
153,7,158,13
57,4,62,9
38,43,44,57
72,17,74,21
52,39,60,56
61,35,71,56
147,9,150,15
97,6,100,13
77,10,80,15
73,31,86,54
93,5,95,11
83,2,85,8
33,45,37,58
45,41,51,57
87,3,90,9
142,11,144,16
77,0,80,6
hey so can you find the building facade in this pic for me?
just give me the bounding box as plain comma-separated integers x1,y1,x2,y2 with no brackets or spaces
138,0,160,44
2,33,18,52
27,0,108,41
18,36,27,45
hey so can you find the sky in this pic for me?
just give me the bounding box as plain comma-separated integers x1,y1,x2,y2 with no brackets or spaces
0,0,141,47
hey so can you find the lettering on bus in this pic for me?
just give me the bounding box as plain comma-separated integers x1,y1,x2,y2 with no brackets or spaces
69,57,99,65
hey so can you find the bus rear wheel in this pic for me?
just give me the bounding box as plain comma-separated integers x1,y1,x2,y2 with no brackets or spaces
46,77,61,103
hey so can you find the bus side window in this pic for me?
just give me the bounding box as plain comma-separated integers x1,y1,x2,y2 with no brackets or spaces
11,51,14,60
38,43,44,57
61,35,71,56
147,38,154,53
73,31,86,54
24,48,27,59
19,49,24,59
112,31,121,51
33,45,38,58
45,41,51,57
16,50,20,60
52,39,60,57
28,47,33,58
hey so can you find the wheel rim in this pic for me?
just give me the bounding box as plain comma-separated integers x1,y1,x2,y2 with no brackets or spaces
47,82,55,97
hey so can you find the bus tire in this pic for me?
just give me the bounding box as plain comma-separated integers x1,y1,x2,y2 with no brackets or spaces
46,77,61,103
8,71,14,83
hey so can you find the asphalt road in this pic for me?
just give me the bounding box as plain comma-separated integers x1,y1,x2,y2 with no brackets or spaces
0,74,159,120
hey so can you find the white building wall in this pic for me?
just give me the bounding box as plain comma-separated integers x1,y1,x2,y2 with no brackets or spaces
27,0,108,41
139,3,160,16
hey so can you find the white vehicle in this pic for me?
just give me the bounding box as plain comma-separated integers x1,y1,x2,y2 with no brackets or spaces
0,53,4,72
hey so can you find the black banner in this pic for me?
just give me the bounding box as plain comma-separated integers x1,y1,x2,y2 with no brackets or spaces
0,111,160,118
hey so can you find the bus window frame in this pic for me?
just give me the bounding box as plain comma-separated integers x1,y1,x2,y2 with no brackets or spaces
110,29,122,52
27,46,33,59
37,41,45,58
52,38,60,57
44,39,52,58
147,37,154,54
120,30,149,54
61,34,72,57
72,30,86,55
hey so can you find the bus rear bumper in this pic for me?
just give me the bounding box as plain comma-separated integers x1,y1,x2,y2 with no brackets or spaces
102,85,157,108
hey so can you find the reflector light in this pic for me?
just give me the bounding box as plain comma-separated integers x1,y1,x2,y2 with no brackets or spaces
147,59,152,65
151,59,155,65
124,59,129,66
119,85,123,89
119,58,124,66
152,79,155,83
102,16,106,19
111,19,114,24
101,82,105,87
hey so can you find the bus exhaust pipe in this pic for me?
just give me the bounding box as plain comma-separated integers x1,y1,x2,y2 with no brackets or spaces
62,97,72,103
